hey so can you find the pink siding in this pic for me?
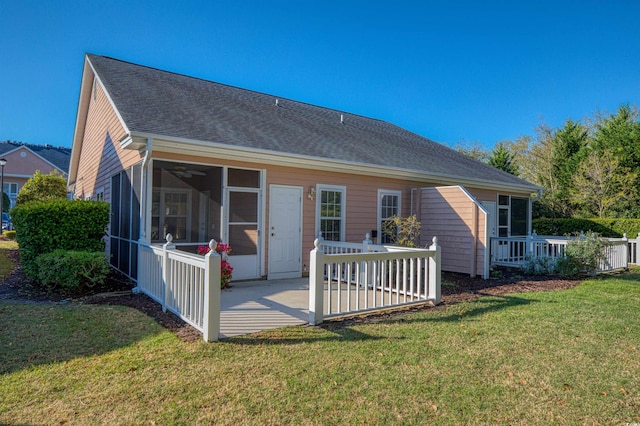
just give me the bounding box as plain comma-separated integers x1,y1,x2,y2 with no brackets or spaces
150,151,434,275
73,80,142,202
419,186,487,277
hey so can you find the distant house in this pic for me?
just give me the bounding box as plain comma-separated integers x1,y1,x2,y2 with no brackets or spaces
0,141,72,208
69,54,541,281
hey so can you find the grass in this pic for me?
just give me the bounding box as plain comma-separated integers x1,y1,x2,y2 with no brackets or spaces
0,240,18,280
1,270,639,424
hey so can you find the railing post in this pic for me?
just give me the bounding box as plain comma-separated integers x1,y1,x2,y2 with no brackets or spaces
309,237,325,325
622,233,629,269
162,233,175,313
429,236,441,305
363,232,372,252
203,239,221,342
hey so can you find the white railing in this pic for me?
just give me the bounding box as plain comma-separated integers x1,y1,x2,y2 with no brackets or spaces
309,235,441,324
490,232,636,273
136,235,221,342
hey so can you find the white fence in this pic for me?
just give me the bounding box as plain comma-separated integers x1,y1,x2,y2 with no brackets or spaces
490,232,639,273
136,235,221,342
309,235,441,324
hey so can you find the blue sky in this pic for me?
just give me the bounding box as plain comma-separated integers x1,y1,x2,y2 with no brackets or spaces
2,1,639,149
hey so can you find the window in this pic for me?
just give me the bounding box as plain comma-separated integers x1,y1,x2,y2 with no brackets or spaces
3,182,18,208
317,185,346,241
497,194,530,237
151,190,190,241
378,190,401,244
95,188,104,201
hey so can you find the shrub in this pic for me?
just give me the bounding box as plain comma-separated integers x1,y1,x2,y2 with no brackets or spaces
11,200,109,279
2,230,16,240
522,256,557,275
35,250,110,293
381,215,421,247
15,170,68,205
553,232,607,277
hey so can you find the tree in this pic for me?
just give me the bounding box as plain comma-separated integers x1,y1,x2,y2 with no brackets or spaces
487,143,518,175
16,170,68,205
454,140,489,162
530,120,588,218
570,149,638,218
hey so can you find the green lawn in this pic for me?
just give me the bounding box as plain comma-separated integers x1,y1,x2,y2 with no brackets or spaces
1,271,639,425
0,240,18,279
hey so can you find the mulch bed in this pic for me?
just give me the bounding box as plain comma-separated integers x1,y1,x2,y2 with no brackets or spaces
0,248,582,342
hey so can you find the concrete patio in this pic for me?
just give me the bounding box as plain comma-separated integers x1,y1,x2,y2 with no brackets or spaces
220,278,310,338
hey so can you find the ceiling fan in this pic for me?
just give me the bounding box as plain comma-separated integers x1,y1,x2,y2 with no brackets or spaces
171,165,207,178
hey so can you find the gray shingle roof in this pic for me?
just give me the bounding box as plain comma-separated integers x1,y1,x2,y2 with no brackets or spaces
87,54,537,190
0,141,71,174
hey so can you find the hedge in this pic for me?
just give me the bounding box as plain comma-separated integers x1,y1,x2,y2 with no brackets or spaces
35,250,110,292
533,218,640,238
11,200,110,279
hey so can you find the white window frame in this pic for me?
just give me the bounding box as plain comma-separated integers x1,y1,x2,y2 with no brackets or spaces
497,194,530,237
316,184,346,242
377,189,402,244
95,187,105,201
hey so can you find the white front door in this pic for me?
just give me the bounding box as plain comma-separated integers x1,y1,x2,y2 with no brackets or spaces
481,201,497,238
268,185,302,280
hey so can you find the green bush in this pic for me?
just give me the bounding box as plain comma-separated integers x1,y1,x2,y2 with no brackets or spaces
35,250,110,292
533,218,640,238
11,200,109,279
555,232,607,277
2,230,16,240
522,256,557,275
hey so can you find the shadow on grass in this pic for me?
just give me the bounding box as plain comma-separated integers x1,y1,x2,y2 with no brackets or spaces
225,294,538,346
0,301,164,375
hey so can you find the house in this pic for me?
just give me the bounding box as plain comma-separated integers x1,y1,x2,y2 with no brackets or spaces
0,141,72,208
69,54,541,282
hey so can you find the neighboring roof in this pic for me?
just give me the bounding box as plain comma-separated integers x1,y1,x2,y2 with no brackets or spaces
0,141,72,174
85,53,539,191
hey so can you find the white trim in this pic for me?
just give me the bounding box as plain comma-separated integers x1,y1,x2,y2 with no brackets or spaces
130,133,541,194
315,184,347,242
431,185,489,214
377,189,402,244
85,56,131,138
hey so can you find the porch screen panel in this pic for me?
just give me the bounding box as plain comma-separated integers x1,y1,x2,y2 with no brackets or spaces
228,191,258,255
109,165,141,280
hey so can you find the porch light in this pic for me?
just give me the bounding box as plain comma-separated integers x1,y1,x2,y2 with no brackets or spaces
308,186,316,200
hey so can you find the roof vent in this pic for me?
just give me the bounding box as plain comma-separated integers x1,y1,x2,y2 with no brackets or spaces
275,98,279,107
340,114,344,124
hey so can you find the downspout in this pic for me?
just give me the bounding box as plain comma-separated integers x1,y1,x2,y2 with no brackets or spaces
139,138,153,241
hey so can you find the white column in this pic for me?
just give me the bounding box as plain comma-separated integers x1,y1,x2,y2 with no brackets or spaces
203,239,221,342
429,236,441,305
309,238,325,325
162,233,175,313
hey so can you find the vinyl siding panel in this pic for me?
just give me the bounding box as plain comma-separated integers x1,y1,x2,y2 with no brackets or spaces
419,186,489,277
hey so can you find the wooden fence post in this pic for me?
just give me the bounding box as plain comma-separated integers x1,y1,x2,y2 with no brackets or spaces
162,233,175,313
309,238,325,325
429,236,441,305
203,239,221,342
